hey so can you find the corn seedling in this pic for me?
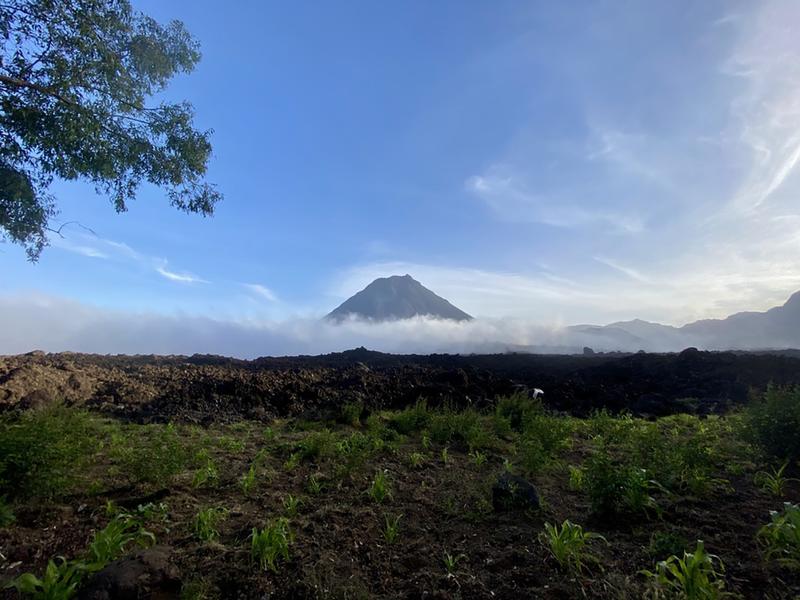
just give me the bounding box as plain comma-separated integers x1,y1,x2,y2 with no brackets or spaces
502,458,513,473
421,433,431,449
568,465,584,491
754,461,797,497
283,494,302,517
470,450,487,467
240,464,257,495
283,452,301,472
757,502,800,569
441,447,450,464
641,540,730,598
443,551,466,574
540,520,607,574
383,513,402,543
307,474,323,495
193,507,228,542
251,518,292,572
369,469,391,503
192,458,219,488
6,557,83,600
87,515,155,568
409,452,425,469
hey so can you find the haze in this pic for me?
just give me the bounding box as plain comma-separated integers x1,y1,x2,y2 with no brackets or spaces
4,0,800,356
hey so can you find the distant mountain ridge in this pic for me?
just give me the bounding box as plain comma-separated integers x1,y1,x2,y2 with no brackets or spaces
326,275,473,322
570,291,800,351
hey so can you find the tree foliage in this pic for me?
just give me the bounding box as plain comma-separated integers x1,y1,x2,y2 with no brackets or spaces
0,0,221,259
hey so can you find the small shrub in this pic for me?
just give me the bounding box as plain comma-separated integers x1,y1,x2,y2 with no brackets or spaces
383,514,402,544
369,470,391,503
754,461,797,497
297,430,337,461
649,531,689,559
743,385,800,461
0,496,15,527
642,540,730,598
251,518,292,572
495,393,542,432
339,402,363,427
388,400,431,435
193,507,228,542
757,502,800,569
111,422,193,487
0,405,102,499
540,520,607,573
584,451,661,518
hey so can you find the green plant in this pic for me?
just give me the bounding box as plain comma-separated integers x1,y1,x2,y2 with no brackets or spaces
584,451,662,517
441,447,450,464
6,557,83,600
470,450,487,467
383,514,402,544
251,518,292,572
743,385,800,461
388,400,431,435
443,550,466,574
0,495,15,527
642,540,730,598
111,422,193,487
0,405,102,499
263,426,276,442
297,430,337,461
192,457,219,488
754,461,797,497
307,475,323,495
495,393,542,432
568,465,584,491
368,469,391,503
193,507,228,542
240,464,257,495
283,452,301,471
421,432,431,449
649,531,689,559
408,452,425,469
339,402,363,427
540,520,607,573
283,494,302,517
86,515,155,568
757,502,800,569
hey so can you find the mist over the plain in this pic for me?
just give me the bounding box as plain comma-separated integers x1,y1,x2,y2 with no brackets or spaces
0,292,766,358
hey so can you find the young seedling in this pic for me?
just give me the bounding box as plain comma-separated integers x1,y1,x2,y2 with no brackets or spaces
240,464,257,495
307,474,323,495
441,447,450,464
641,540,730,598
757,502,800,568
470,450,487,467
283,494,302,517
754,461,798,497
369,469,391,503
383,514,402,544
540,520,608,574
193,507,228,542
568,465,584,491
443,550,466,574
409,452,425,469
192,458,219,488
251,518,292,572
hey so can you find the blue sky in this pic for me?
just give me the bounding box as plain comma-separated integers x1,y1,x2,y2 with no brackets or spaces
4,0,800,340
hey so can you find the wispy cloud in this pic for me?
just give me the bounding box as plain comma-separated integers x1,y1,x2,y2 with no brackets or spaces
593,257,652,284
156,265,208,284
52,231,210,285
465,171,645,234
243,283,279,302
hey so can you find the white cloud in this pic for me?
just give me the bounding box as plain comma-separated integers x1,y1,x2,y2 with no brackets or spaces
465,171,645,234
243,283,279,302
155,265,208,284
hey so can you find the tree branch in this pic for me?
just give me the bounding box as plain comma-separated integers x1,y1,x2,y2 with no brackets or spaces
0,73,76,105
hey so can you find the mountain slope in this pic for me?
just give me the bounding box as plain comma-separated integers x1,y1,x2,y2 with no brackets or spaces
326,275,473,322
